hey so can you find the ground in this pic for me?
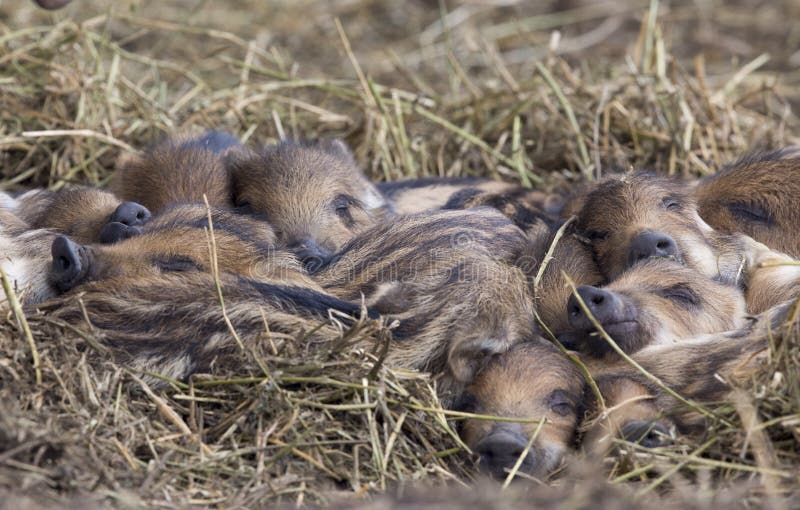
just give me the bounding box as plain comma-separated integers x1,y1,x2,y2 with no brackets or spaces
0,0,799,508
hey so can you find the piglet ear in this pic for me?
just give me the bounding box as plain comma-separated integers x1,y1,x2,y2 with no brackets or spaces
223,145,260,176
322,139,356,164
223,146,262,206
447,336,511,383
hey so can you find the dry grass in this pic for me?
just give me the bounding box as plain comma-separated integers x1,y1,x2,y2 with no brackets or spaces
1,0,800,507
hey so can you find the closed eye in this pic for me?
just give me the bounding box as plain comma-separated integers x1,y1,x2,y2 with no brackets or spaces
451,392,479,432
452,391,478,415
586,230,609,242
727,203,773,225
659,284,700,307
333,194,358,227
548,389,576,417
154,256,201,273
662,196,682,211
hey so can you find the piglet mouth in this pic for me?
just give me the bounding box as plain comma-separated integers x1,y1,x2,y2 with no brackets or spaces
646,253,683,265
475,428,546,481
590,320,639,341
573,320,641,356
571,319,638,339
557,321,636,350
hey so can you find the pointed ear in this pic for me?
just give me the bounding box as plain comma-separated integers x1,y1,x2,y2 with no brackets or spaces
448,336,511,383
223,145,260,177
323,139,356,164
361,185,391,214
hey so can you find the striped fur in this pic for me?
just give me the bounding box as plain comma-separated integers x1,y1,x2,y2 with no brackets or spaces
111,132,238,213
696,148,800,258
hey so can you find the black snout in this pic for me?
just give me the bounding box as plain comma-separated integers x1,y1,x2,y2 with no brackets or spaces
567,285,621,330
475,427,535,480
110,201,151,227
50,236,89,292
33,0,72,9
627,231,678,267
292,241,330,273
620,420,672,448
99,222,142,244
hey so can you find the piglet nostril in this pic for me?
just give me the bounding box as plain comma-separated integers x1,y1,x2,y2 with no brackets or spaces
567,295,583,318
50,235,87,292
110,201,151,227
33,0,72,9
628,230,679,267
568,285,621,332
57,255,70,272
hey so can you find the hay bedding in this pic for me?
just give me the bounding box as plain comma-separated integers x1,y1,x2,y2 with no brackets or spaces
1,0,799,507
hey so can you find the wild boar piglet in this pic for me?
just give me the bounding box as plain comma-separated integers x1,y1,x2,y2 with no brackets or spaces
562,258,746,357
227,140,390,270
14,186,150,244
48,203,317,294
695,148,800,258
111,131,240,214
455,339,584,481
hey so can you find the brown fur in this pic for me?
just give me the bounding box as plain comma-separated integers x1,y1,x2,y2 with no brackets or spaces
562,258,747,357
575,171,741,282
696,148,800,258
314,208,534,395
459,300,789,476
227,140,390,257
378,178,516,214
580,375,669,457
380,177,568,239
0,207,61,305
575,171,800,313
379,178,570,217
441,187,562,239
49,203,319,292
520,228,604,335
581,303,787,450
558,182,594,219
45,271,372,383
110,132,237,213
13,186,123,244
47,206,534,396
456,339,585,480
732,235,800,314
